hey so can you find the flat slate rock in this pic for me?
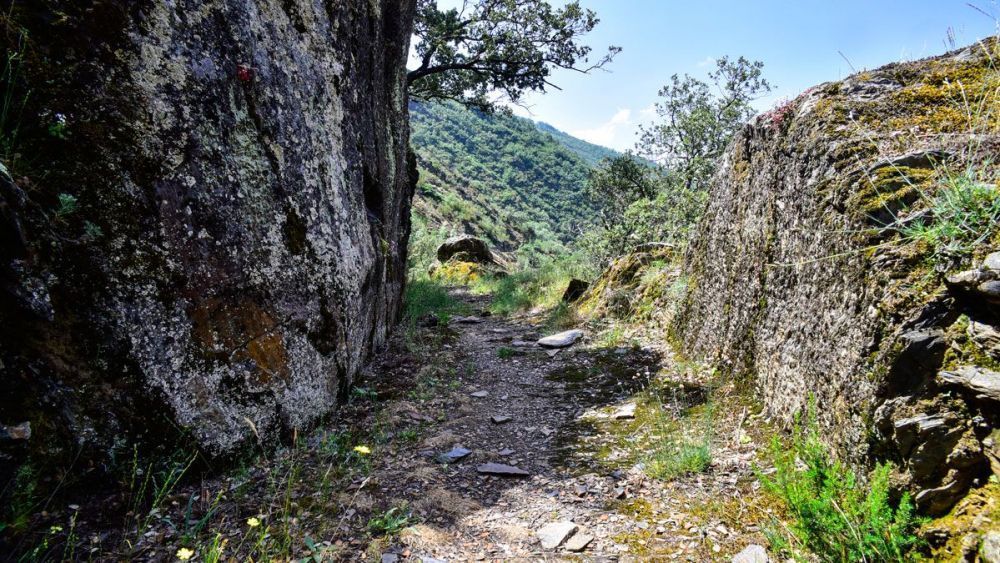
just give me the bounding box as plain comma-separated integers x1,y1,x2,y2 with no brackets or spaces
732,544,770,563
536,521,578,549
537,329,584,349
563,532,594,552
938,366,1000,402
437,446,472,464
477,462,530,477
451,315,484,324
613,402,637,419
470,390,489,398
491,415,512,424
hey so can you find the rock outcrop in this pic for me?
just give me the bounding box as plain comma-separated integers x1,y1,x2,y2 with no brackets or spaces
676,40,1000,516
0,0,416,480
437,234,497,265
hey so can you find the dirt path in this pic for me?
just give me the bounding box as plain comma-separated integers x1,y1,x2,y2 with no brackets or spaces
23,289,772,562
361,290,772,562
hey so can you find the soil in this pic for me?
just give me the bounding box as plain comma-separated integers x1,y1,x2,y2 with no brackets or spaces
6,289,779,561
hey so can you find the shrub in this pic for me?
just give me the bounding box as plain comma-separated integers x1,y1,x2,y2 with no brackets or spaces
760,406,923,562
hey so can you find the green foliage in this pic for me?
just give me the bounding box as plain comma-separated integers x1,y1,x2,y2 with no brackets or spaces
410,100,606,259
496,347,515,359
898,167,1000,262
408,0,618,112
535,121,620,166
367,504,413,536
54,193,77,218
760,406,923,562
644,397,713,481
639,56,772,191
581,56,769,267
1,464,38,533
402,278,470,326
474,253,592,315
1,23,28,172
647,443,711,480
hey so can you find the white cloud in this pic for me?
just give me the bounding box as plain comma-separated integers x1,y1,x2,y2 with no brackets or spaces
570,108,632,148
697,56,715,68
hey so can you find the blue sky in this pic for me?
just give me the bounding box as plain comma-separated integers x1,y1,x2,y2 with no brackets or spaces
426,0,999,151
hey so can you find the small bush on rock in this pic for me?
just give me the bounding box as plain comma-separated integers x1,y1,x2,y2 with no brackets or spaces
760,406,923,562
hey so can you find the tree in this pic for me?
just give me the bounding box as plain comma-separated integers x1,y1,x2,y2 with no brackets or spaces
408,0,620,112
582,57,770,267
585,153,657,230
638,56,772,192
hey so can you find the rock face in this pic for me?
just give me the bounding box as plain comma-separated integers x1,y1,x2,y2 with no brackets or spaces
0,0,416,478
676,40,1000,514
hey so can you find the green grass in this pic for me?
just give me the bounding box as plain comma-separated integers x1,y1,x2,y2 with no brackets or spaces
643,397,714,481
402,278,470,325
496,346,515,359
760,405,923,562
898,167,1000,261
646,442,711,480
471,253,593,316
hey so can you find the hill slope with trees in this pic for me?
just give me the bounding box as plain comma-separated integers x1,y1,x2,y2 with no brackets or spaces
408,100,618,269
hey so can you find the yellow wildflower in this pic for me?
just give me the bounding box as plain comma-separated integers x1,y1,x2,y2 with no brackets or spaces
247,516,261,528
176,547,195,560
353,445,371,455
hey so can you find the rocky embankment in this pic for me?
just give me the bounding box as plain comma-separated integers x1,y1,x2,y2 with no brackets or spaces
673,39,1000,539
0,0,416,484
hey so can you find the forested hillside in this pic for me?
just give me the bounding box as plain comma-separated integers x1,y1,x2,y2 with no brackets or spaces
408,101,616,269
535,122,619,166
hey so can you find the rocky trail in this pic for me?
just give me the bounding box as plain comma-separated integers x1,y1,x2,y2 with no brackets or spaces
23,289,777,562
348,289,775,562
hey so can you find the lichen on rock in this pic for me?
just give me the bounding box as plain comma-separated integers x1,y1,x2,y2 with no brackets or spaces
675,39,1000,517
0,0,417,484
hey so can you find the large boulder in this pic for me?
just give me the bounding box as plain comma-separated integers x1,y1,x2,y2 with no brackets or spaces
436,234,496,264
0,0,416,481
675,39,1000,514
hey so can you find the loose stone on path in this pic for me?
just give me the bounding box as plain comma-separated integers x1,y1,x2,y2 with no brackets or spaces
564,532,594,552
536,521,578,549
476,462,530,477
470,390,489,398
490,415,512,424
437,446,472,464
537,329,584,349
613,402,637,419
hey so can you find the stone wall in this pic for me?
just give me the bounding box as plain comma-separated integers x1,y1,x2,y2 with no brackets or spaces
0,0,416,476
675,40,1000,515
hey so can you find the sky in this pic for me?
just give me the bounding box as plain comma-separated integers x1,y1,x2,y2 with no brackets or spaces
425,0,1000,151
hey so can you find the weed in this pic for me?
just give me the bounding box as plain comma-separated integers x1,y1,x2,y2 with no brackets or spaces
596,326,626,348
122,448,196,553
2,463,38,533
897,167,1000,262
644,395,714,481
402,278,469,326
647,442,711,480
496,346,515,359
759,403,923,562
544,301,578,330
1,24,29,172
367,504,413,536
54,193,77,218
350,386,378,403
